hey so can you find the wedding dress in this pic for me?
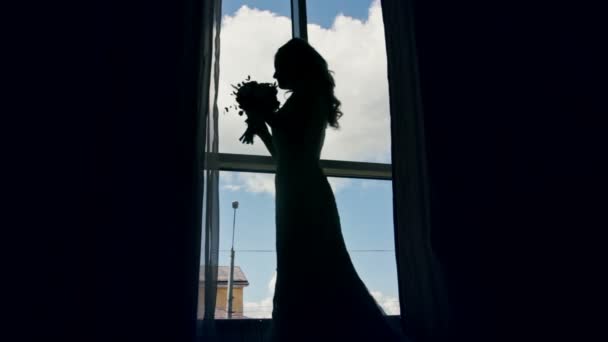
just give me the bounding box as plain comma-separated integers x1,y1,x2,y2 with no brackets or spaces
265,91,403,342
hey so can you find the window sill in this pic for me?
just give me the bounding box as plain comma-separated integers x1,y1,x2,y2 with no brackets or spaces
196,316,403,340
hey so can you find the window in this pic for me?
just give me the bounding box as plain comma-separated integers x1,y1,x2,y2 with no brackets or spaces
200,0,399,319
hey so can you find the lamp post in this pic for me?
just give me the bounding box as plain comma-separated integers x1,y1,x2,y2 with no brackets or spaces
227,201,239,319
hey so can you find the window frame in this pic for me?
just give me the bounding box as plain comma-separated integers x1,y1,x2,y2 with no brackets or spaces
205,0,399,321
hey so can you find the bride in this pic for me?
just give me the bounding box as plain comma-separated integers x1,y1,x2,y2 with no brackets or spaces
245,38,404,342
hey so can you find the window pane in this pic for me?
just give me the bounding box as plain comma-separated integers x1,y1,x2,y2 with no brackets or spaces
330,177,400,315
306,0,392,163
217,171,278,319
197,171,400,319
219,1,292,156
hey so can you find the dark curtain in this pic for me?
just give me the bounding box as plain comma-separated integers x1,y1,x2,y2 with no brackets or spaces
381,1,449,341
89,0,215,340
395,1,607,341
199,0,222,338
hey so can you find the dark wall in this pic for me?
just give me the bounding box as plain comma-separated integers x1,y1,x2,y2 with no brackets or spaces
412,1,606,340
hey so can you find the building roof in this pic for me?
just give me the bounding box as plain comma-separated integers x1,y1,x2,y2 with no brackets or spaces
199,266,249,286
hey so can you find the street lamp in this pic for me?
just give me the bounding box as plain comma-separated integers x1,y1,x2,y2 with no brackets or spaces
227,201,239,319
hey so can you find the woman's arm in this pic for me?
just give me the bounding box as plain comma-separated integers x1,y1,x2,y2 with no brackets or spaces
255,123,275,158
262,110,279,128
253,109,276,157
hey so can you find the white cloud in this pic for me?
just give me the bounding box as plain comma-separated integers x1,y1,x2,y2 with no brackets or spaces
307,1,391,164
218,1,390,195
243,295,274,318
218,6,292,158
243,271,276,318
267,271,277,292
220,172,273,195
371,290,401,315
222,184,242,191
221,172,351,198
237,173,276,195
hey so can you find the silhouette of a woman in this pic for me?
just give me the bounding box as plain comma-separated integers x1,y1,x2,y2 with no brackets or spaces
252,38,403,342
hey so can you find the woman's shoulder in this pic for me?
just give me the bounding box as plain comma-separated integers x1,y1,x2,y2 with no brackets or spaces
275,92,328,126
284,91,328,112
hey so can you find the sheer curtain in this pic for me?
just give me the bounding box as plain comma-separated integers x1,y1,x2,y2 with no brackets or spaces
381,0,449,340
199,0,222,337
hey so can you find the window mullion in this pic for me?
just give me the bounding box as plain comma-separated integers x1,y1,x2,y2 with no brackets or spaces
291,0,308,40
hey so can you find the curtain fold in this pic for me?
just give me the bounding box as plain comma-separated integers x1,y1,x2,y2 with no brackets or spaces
381,0,449,340
199,0,222,335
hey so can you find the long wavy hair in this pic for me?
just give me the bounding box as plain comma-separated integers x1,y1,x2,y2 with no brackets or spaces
275,38,343,128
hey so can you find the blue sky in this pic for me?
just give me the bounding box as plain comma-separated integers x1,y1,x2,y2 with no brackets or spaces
208,0,399,317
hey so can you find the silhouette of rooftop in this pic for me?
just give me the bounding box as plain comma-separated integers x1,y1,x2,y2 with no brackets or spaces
199,266,249,286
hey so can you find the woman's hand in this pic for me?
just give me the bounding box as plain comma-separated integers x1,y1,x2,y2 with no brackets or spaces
253,120,270,137
238,117,269,145
238,127,255,144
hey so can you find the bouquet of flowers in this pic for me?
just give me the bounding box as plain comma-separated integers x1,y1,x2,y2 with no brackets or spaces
225,75,280,144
